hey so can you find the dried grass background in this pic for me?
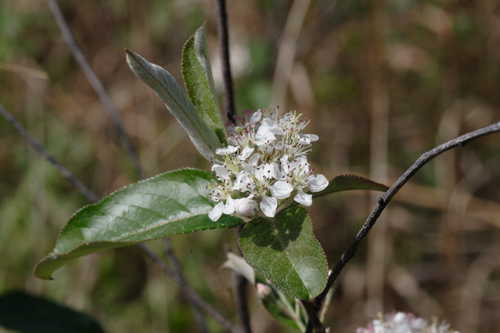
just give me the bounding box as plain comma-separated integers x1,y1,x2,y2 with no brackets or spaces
1,0,499,332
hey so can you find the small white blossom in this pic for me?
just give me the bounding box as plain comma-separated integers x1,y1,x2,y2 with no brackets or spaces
212,164,230,180
307,174,329,192
260,196,278,217
250,110,262,124
216,145,238,155
234,197,258,217
299,134,319,145
356,312,460,333
208,202,224,221
256,163,278,181
271,181,293,199
294,191,312,206
208,108,328,221
223,197,236,215
239,146,255,160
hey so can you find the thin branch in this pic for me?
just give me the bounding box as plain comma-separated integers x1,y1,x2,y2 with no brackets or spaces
234,274,252,333
313,120,500,311
216,1,251,330
303,300,325,333
215,0,237,125
232,226,253,333
47,0,143,179
1,104,236,332
0,104,98,202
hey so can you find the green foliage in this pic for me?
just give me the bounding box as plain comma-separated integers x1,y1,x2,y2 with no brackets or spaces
126,50,222,160
240,205,328,300
35,169,243,280
182,26,226,144
315,174,388,198
258,285,306,332
0,291,105,333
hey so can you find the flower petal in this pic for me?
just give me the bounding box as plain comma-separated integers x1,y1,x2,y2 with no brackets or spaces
233,172,253,192
223,197,236,215
270,181,293,199
294,191,312,206
211,164,230,180
255,163,278,181
255,122,277,145
280,155,290,175
208,202,225,221
247,153,260,166
307,174,329,192
216,145,238,155
250,110,262,124
235,197,258,217
260,196,277,217
299,134,319,145
239,146,255,160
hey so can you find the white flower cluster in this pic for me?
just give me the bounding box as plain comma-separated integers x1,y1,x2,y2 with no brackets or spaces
208,109,328,221
356,312,460,333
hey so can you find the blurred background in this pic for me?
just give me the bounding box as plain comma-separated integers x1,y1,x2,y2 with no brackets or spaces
1,0,500,332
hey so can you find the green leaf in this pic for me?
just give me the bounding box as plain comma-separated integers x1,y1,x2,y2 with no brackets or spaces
314,174,388,198
0,290,105,333
126,50,221,160
35,169,243,280
257,284,304,332
239,205,328,300
182,26,226,144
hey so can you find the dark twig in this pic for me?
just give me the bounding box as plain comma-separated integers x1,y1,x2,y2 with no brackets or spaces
216,1,251,331
303,301,325,333
48,0,143,179
1,104,235,332
216,0,237,125
313,120,500,315
234,274,251,333
231,226,253,333
0,104,98,202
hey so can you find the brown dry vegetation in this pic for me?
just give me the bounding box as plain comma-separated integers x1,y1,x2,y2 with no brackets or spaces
1,0,500,332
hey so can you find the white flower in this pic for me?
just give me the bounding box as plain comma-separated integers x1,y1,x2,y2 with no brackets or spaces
250,110,262,124
291,156,310,176
307,174,329,192
223,197,236,215
255,163,278,181
212,164,230,180
216,145,238,155
247,153,261,167
270,181,293,199
208,108,328,221
235,197,258,217
233,172,253,192
294,191,312,206
260,196,278,217
356,312,460,333
239,146,255,160
280,155,290,175
209,202,225,221
255,123,277,146
299,134,319,145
